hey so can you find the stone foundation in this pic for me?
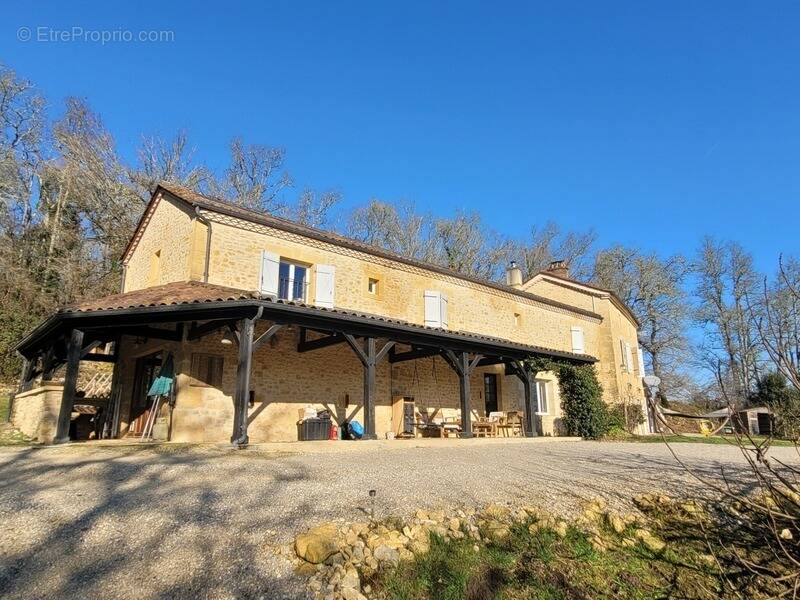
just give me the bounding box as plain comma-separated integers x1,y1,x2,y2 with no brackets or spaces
10,385,63,443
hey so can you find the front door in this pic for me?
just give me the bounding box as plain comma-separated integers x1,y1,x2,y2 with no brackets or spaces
129,353,162,435
484,374,498,415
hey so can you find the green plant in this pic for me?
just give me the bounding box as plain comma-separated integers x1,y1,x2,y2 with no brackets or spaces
607,402,644,433
556,364,608,440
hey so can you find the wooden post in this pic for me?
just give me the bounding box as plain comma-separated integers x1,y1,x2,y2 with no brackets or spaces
343,335,394,441
55,329,84,444
458,352,473,438
231,317,255,447
363,337,377,439
508,359,538,438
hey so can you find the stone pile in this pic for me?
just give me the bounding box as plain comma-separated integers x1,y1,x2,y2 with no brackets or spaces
293,496,680,599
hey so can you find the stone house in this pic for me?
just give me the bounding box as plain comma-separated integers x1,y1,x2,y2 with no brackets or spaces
11,183,648,444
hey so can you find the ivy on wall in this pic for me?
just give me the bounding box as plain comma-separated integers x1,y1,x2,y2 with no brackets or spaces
526,357,608,440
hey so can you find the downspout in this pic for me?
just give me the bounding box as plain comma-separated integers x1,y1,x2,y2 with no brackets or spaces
194,206,212,283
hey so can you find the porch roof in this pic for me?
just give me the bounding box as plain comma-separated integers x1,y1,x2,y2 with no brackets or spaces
17,281,596,364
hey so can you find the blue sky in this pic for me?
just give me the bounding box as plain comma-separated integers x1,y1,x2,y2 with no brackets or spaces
3,1,799,273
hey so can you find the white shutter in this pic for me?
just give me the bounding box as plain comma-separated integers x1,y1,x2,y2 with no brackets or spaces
625,342,633,374
424,291,442,328
314,264,335,308
439,294,448,329
570,327,584,354
260,251,279,296
637,347,646,376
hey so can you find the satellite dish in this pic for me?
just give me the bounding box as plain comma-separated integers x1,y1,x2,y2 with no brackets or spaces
643,375,661,388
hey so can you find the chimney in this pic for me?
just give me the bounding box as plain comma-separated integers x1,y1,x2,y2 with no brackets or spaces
506,260,523,288
546,260,569,279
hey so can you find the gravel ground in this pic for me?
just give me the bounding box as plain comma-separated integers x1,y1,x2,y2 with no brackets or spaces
0,439,796,599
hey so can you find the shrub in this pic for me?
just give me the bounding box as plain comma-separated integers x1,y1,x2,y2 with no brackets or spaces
555,364,608,440
607,402,645,433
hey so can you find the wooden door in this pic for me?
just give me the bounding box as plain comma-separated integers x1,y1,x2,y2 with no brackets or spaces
484,374,498,415
129,353,162,435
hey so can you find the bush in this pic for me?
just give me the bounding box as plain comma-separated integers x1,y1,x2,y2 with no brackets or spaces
607,402,645,433
556,364,608,440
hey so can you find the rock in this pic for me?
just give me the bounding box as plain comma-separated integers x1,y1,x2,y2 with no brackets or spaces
409,538,430,555
780,528,793,540
448,517,461,532
373,544,400,565
340,566,360,591
341,588,367,600
296,523,341,564
484,503,511,521
483,521,511,542
399,548,414,562
607,513,626,534
589,535,607,552
554,521,568,538
415,509,429,521
634,528,665,553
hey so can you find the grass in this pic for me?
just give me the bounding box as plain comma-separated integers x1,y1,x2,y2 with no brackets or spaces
0,387,11,423
623,434,795,447
371,517,723,600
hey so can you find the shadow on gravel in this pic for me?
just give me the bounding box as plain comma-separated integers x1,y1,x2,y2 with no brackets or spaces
0,446,311,599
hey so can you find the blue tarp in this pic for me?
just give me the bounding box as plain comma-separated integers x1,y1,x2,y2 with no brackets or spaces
147,354,174,397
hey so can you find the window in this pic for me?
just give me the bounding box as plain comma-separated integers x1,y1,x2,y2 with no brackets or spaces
148,249,162,287
570,326,584,354
620,339,633,373
278,260,308,301
190,353,224,387
514,313,521,327
368,278,379,295
536,380,548,414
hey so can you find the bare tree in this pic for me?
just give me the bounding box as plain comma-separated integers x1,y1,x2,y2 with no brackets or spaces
431,210,507,280
130,131,213,200
506,222,597,281
694,238,763,403
216,137,292,212
593,246,690,403
286,188,341,228
346,199,437,262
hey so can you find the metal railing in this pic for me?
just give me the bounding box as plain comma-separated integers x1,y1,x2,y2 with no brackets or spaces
278,277,309,302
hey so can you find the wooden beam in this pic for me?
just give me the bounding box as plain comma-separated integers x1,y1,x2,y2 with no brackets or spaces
297,331,347,353
187,319,235,341
388,346,440,363
375,340,396,364
231,317,255,448
343,333,368,365
55,329,84,443
80,353,117,363
118,325,184,341
253,324,284,352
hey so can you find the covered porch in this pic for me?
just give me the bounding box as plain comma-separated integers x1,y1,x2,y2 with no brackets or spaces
12,282,594,446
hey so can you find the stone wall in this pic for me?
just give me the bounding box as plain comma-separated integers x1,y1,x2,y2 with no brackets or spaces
113,323,562,443
10,385,63,443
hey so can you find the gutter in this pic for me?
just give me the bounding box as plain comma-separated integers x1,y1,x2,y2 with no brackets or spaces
194,206,212,283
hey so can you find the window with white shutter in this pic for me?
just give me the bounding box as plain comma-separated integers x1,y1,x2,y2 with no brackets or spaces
625,342,633,375
424,291,448,328
570,327,584,354
314,264,335,308
637,347,646,376
619,339,630,372
260,251,280,296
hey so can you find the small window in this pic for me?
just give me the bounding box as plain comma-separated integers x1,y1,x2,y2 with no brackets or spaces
190,353,224,388
513,313,521,327
278,260,308,301
536,380,548,414
148,249,162,287
368,278,379,295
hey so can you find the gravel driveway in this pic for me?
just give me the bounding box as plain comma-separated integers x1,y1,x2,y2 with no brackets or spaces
0,439,795,599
